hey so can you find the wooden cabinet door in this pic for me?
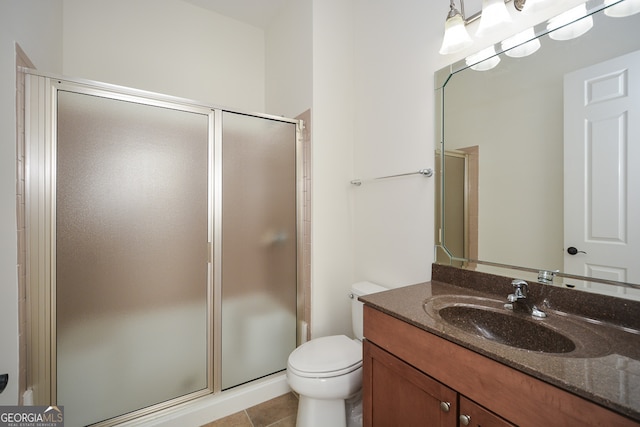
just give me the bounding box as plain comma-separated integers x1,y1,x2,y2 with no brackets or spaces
363,340,457,427
459,396,515,427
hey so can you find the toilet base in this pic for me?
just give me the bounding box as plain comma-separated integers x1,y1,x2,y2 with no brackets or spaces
296,395,347,427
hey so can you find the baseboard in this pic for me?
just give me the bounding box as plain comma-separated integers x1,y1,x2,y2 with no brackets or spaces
119,373,291,426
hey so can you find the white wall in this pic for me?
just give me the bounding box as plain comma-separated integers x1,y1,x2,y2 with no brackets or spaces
351,0,442,290
265,0,312,118
63,0,266,112
308,0,358,337
0,0,63,405
269,0,442,339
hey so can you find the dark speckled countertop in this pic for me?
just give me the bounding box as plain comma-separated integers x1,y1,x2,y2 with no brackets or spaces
359,264,640,422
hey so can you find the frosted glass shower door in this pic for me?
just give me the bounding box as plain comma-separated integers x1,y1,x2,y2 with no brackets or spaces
221,112,298,389
56,90,210,426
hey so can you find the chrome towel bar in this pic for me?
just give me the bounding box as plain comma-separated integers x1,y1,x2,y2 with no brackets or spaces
350,168,433,186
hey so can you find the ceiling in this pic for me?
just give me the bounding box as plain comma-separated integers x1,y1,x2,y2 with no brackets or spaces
181,0,289,29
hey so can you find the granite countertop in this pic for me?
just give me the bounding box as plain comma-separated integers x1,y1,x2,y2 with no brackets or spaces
359,265,640,422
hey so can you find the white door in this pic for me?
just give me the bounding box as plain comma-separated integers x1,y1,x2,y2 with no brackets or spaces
564,49,640,299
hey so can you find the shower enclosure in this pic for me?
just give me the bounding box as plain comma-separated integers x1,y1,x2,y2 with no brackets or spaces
25,74,302,426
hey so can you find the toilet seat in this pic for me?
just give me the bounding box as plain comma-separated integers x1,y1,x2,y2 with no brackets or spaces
288,335,362,378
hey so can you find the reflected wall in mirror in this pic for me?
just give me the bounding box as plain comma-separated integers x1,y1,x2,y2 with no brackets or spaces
435,0,640,300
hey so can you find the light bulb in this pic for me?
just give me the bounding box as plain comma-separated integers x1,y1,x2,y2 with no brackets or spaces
521,0,552,14
604,0,640,17
476,0,512,38
466,46,501,71
502,28,540,58
547,4,593,41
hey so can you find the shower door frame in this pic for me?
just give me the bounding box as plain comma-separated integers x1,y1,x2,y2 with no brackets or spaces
24,71,305,426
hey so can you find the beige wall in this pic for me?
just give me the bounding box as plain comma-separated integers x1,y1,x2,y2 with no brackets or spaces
446,76,564,271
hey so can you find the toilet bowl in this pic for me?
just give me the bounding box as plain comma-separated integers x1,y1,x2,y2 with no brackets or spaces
286,281,387,427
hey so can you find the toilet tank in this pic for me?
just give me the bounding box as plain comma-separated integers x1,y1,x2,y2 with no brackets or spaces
350,281,387,341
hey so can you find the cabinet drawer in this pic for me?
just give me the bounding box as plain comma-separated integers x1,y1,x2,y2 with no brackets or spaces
459,396,514,427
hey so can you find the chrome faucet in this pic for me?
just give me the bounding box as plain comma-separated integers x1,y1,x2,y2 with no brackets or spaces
505,279,546,318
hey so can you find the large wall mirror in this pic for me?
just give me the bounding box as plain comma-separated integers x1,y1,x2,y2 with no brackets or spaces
435,0,640,300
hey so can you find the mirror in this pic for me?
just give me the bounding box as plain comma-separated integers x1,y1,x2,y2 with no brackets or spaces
435,0,640,299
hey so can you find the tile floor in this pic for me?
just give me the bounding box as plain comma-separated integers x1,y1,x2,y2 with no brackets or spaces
201,392,298,427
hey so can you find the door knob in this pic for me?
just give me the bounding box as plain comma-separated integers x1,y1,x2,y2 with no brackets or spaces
459,414,471,426
567,246,587,255
0,374,7,394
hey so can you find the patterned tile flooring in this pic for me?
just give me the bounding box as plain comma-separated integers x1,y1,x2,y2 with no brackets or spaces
201,392,298,427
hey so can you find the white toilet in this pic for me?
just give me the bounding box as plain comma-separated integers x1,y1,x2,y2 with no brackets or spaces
287,281,387,427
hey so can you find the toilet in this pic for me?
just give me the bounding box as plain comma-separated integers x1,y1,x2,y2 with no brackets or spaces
286,281,387,427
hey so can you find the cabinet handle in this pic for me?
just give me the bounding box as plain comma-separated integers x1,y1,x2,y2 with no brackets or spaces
459,414,471,426
439,401,451,413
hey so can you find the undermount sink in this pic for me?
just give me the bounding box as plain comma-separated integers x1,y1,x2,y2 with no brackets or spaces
438,305,575,353
423,295,611,358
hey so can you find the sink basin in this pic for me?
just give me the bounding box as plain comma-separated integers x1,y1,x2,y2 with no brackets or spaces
423,294,611,358
438,305,576,353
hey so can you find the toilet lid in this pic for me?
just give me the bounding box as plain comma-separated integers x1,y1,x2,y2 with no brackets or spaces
288,335,362,377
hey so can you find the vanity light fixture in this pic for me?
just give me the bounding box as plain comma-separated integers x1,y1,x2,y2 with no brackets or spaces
439,0,474,55
501,27,540,57
438,0,554,56
516,0,552,13
476,0,513,37
547,4,594,41
466,45,501,71
604,0,640,17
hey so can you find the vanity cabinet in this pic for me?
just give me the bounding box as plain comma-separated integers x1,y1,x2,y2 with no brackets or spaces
363,340,513,427
363,339,457,426
362,305,639,427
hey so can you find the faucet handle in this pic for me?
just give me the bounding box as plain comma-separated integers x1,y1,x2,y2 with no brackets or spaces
510,279,528,299
511,279,528,288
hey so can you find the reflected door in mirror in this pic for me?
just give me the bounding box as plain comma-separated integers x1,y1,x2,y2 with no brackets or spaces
564,49,640,298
